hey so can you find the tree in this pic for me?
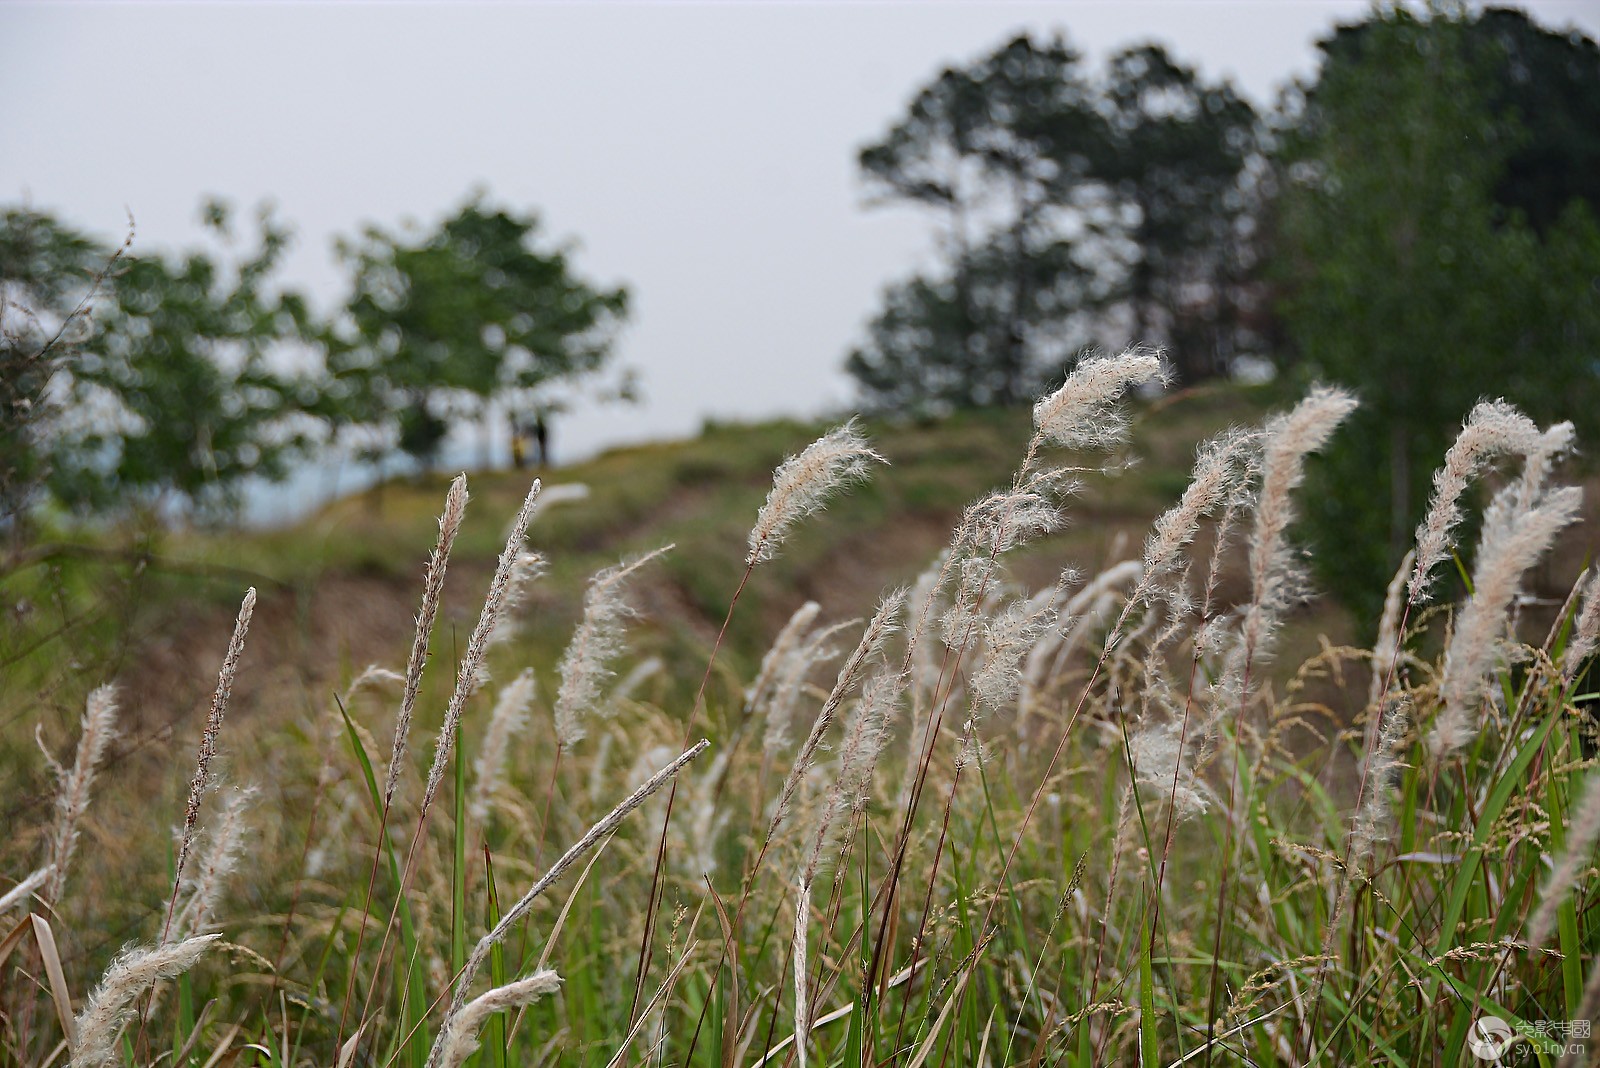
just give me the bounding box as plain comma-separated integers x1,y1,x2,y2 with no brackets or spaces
854,34,1104,409
46,201,322,517
0,208,120,533
1275,5,1600,615
846,236,1091,414
848,32,1262,410
328,194,630,468
1094,44,1258,384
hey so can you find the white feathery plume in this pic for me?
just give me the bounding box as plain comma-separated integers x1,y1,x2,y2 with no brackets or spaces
1530,765,1600,949
485,551,547,650
176,783,257,936
1370,550,1416,708
1129,720,1208,820
970,589,1058,712
553,544,672,748
172,587,255,928
767,591,905,840
1246,387,1359,635
746,601,822,713
43,684,119,904
1409,400,1542,605
1350,700,1409,867
801,665,905,892
388,475,468,804
793,880,812,1068
1560,568,1600,684
342,665,404,708
1029,347,1166,457
437,739,710,1051
1142,427,1259,588
429,971,562,1068
763,619,855,755
0,866,53,915
1206,389,1355,740
684,747,733,876
469,669,537,825
72,935,219,1068
1020,561,1141,720
1514,420,1576,512
419,479,542,821
1432,484,1583,757
747,420,886,566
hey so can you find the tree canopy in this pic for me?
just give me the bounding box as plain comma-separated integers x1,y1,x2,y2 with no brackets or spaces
1275,5,1600,614
848,32,1259,412
327,196,630,466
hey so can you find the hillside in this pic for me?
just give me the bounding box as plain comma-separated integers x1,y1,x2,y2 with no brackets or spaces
7,380,1600,1066
5,384,1351,768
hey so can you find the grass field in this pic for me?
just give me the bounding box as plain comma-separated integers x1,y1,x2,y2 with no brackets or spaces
3,368,1598,1067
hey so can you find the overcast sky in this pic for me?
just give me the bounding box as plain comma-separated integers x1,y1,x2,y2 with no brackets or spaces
4,1,1598,516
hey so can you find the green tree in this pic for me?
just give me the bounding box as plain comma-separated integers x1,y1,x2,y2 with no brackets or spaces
1275,5,1600,615
328,194,629,468
0,208,119,534
849,33,1262,410
1094,43,1259,384
854,34,1104,409
846,236,1090,414
49,201,322,517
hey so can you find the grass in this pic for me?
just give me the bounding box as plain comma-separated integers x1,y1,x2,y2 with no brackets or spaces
2,371,1597,1067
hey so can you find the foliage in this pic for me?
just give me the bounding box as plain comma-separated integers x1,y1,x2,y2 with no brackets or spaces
1095,44,1259,384
1275,5,1600,618
55,202,323,517
328,195,630,467
0,208,121,534
3,378,1597,1067
849,33,1259,411
0,203,322,522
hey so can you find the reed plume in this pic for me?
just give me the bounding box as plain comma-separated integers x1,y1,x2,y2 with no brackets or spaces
971,587,1058,712
1028,347,1165,460
175,784,257,936
553,544,672,748
762,619,854,754
768,590,904,839
1370,550,1416,707
792,880,812,1068
437,739,710,1047
1142,426,1259,588
429,971,562,1068
388,474,468,805
0,866,52,915
469,669,537,825
43,685,118,905
1559,568,1600,683
72,935,218,1068
1432,484,1582,757
1245,387,1358,642
1528,764,1600,948
170,587,255,935
1350,700,1409,867
419,479,541,821
1408,400,1541,605
747,420,885,566
746,601,822,713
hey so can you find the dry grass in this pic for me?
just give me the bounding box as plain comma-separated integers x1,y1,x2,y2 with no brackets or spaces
2,365,1597,1067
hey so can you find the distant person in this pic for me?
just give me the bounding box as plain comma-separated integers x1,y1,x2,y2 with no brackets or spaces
533,413,549,468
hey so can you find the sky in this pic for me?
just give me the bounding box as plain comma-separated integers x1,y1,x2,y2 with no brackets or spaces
4,1,1599,520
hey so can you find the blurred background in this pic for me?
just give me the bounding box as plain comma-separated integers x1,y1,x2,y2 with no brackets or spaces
3,0,1600,684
